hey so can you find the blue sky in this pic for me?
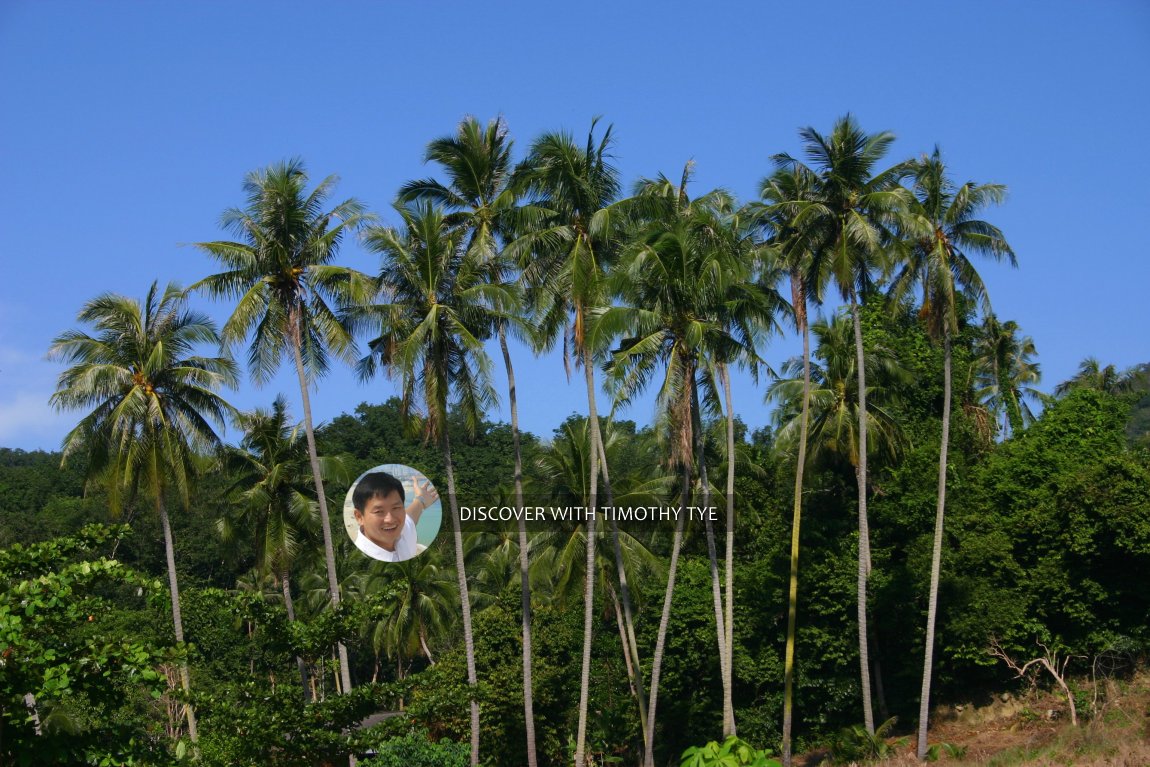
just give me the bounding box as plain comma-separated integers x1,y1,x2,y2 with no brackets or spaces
1,1,1148,451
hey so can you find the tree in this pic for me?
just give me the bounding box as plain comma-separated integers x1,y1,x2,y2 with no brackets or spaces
49,281,239,742
513,119,620,767
358,552,457,684
400,116,541,767
888,147,1014,759
219,395,351,699
767,313,906,473
530,418,666,611
1054,357,1138,397
755,162,819,766
710,214,785,740
597,165,774,757
973,315,1042,438
193,159,371,695
773,115,910,732
354,201,506,765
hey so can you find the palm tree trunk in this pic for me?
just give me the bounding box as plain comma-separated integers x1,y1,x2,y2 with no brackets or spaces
609,585,637,698
917,334,952,760
289,310,352,696
157,492,197,742
610,577,651,760
280,565,311,702
720,363,737,739
500,324,538,767
693,377,733,736
849,288,875,735
575,343,601,767
444,428,480,766
419,624,435,665
594,427,649,754
782,283,811,767
644,468,689,767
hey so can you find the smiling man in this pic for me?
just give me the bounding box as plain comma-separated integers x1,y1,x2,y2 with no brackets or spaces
351,471,438,562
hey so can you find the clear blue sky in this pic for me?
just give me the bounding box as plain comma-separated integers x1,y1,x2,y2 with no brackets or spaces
2,1,1148,451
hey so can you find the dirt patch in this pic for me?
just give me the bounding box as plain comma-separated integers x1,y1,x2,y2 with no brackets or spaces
797,671,1150,766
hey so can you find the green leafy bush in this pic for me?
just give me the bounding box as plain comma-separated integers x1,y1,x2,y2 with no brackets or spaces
680,735,781,767
361,728,469,767
0,525,171,765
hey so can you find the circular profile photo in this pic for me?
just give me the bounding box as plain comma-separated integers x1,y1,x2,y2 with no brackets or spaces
344,464,442,562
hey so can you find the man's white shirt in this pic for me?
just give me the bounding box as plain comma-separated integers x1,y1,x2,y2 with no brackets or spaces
355,515,419,562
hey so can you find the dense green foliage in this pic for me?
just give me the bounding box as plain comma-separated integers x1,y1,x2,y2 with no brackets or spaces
6,349,1146,763
10,115,1150,766
0,526,170,765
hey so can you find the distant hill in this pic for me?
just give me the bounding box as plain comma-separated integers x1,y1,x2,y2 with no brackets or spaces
0,448,90,545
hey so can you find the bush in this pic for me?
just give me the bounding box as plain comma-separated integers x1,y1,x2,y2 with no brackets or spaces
680,735,781,767
361,728,469,767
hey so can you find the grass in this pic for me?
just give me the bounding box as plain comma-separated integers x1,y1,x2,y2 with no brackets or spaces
982,720,1150,766
803,670,1150,766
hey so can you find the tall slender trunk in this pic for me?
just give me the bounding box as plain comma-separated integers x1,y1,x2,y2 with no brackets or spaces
644,466,689,767
720,364,736,739
609,586,636,698
595,428,649,756
419,624,435,665
917,334,952,760
849,288,875,734
694,377,732,736
781,279,811,767
397,656,406,711
444,428,480,766
575,343,601,767
281,565,311,701
289,310,352,696
157,492,197,742
500,324,537,767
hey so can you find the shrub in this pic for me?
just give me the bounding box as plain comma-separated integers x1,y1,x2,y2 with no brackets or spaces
680,735,782,767
361,728,469,767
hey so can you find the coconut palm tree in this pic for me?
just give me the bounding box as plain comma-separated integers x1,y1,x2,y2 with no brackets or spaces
531,415,666,761
399,116,542,767
192,159,372,695
358,552,457,689
888,147,1015,759
753,161,821,766
218,395,351,699
512,120,620,767
531,418,667,610
1054,357,1137,397
773,115,911,732
352,201,505,766
596,166,776,756
974,315,1042,438
768,316,906,733
49,281,239,742
707,217,786,739
768,313,907,472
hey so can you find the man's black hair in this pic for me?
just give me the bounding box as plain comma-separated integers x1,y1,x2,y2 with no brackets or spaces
353,471,405,511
